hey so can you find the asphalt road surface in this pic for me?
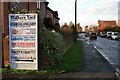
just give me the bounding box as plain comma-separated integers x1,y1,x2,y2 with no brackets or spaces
78,33,120,73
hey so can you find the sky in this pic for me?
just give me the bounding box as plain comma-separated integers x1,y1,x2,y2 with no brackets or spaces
47,0,120,30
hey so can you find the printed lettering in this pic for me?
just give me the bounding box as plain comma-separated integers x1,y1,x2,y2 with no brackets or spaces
12,42,35,47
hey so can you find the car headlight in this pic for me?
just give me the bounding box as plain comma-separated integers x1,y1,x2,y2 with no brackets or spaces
112,36,116,39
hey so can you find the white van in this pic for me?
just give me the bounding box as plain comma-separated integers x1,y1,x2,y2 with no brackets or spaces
107,31,112,39
111,32,120,40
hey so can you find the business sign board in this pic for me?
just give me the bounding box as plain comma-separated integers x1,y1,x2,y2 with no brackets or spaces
9,14,38,70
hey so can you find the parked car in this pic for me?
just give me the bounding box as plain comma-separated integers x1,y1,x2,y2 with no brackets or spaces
107,31,112,39
89,32,97,40
99,32,107,38
85,32,90,37
111,32,120,40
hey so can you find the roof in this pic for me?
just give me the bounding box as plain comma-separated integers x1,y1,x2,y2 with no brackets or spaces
98,20,117,26
47,7,60,20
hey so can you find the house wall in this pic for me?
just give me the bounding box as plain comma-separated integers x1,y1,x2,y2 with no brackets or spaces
47,8,59,25
53,17,59,25
40,2,47,18
47,8,52,18
2,2,9,37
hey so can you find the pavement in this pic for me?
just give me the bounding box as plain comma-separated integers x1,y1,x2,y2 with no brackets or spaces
49,39,118,79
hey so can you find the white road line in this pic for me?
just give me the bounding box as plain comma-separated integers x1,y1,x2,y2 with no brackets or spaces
94,46,111,64
86,42,90,44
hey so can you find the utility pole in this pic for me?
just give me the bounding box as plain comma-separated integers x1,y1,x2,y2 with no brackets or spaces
74,0,77,41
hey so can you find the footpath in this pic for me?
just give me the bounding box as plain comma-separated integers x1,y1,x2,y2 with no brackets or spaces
49,39,118,80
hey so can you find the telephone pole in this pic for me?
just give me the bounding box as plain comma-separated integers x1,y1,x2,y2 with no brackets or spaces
74,0,77,41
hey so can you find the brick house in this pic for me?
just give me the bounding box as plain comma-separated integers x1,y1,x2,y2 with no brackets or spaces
47,7,60,25
97,20,117,33
43,6,60,30
1,1,60,66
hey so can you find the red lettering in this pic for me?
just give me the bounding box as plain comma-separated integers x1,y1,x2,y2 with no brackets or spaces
12,43,16,47
12,42,35,47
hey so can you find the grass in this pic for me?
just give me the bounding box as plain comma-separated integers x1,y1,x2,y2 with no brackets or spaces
51,40,84,72
2,40,84,75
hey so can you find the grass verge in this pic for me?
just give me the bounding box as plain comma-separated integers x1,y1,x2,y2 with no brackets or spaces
50,40,84,72
2,40,84,75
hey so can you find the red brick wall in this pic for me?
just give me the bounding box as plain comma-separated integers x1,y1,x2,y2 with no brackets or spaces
2,2,5,34
53,17,59,25
3,37,9,66
3,2,9,36
47,8,59,25
22,2,29,10
47,9,52,18
40,2,47,18
29,2,37,11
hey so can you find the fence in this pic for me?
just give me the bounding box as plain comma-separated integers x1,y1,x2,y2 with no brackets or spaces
60,30,75,48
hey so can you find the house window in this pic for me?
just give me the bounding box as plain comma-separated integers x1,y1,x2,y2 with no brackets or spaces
13,2,22,11
51,14,53,19
37,0,40,9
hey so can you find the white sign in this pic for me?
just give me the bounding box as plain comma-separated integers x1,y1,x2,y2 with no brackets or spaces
9,14,38,70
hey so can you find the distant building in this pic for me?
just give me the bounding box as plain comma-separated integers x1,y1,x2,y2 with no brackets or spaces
97,20,117,32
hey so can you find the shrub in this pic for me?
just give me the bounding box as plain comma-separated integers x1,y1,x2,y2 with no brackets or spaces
54,23,60,32
39,30,65,66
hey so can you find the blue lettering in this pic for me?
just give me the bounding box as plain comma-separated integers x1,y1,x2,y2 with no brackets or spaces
11,37,23,41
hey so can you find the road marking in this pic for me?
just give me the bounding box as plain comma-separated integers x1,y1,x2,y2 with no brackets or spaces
86,42,90,44
93,45,120,78
115,72,120,80
94,46,112,65
94,45,96,48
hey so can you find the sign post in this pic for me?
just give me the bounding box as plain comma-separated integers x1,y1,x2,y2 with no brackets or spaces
9,14,38,70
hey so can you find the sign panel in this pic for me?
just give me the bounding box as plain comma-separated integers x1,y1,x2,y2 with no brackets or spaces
9,14,38,70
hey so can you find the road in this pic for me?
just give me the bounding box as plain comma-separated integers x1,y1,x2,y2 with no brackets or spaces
78,33,120,73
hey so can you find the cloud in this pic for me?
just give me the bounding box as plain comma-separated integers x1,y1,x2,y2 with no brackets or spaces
47,0,119,27
80,1,118,16
47,0,76,24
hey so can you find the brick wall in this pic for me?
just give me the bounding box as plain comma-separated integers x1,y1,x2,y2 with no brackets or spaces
3,36,9,66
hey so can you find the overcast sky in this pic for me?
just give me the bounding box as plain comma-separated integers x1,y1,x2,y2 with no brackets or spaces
47,0,120,29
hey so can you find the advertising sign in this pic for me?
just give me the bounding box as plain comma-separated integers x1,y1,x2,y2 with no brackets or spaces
9,14,38,70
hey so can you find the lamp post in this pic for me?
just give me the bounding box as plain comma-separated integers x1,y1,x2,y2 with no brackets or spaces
74,0,77,41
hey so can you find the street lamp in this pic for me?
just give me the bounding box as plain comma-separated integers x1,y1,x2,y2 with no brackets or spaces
74,0,77,41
